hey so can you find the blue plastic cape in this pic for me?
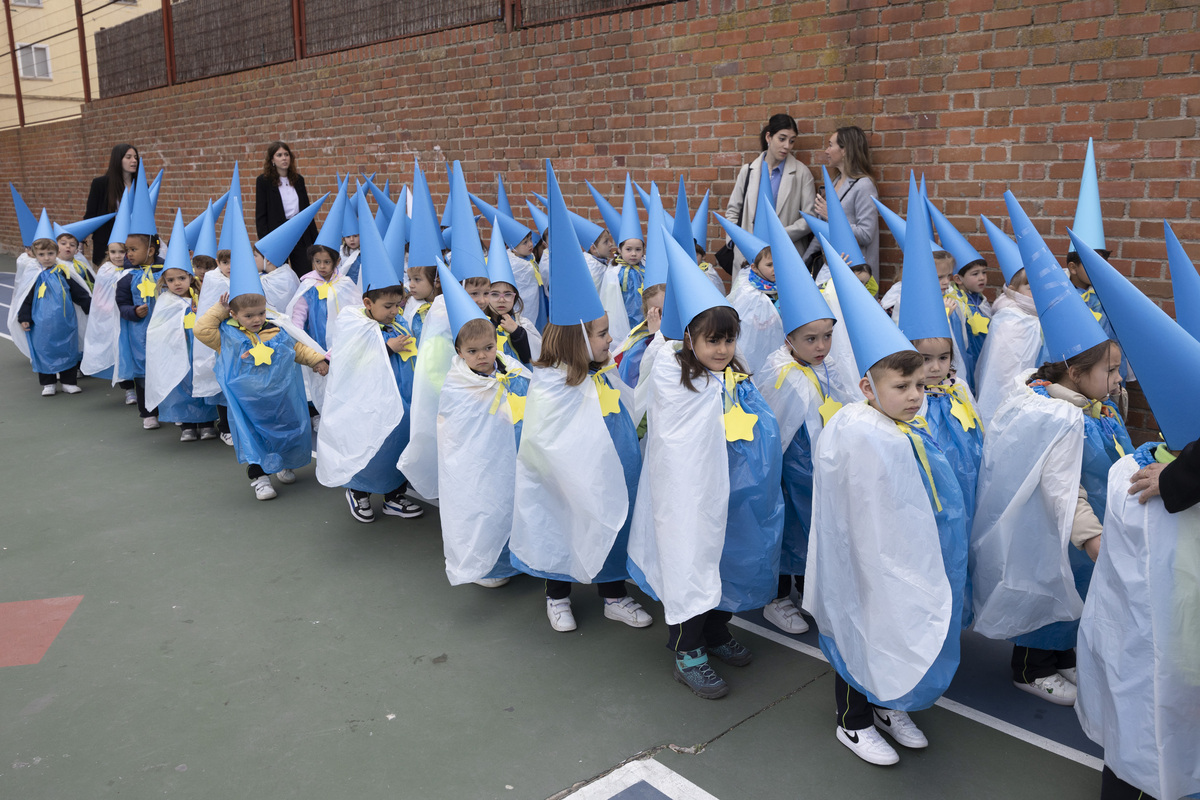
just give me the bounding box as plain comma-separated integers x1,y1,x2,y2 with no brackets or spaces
158,328,217,424
347,319,418,494
216,321,312,473
616,324,651,388
617,261,645,327
298,285,332,350
27,268,82,375
117,267,160,379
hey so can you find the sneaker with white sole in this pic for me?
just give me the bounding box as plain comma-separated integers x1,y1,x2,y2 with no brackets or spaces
61,384,82,394
276,469,296,484
382,497,424,518
673,648,729,699
837,725,899,766
199,426,218,440
546,597,576,632
1013,673,1077,706
251,475,277,501
345,489,374,523
180,428,198,442
1057,667,1077,684
603,596,652,628
763,596,809,634
220,432,234,446
873,708,928,748
124,389,137,405
41,384,56,397
473,577,510,588
142,416,160,430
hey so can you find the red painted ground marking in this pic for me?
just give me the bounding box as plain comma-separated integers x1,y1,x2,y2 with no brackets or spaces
0,595,84,667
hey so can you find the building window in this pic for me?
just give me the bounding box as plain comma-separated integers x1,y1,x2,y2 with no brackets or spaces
12,0,43,8
16,44,52,80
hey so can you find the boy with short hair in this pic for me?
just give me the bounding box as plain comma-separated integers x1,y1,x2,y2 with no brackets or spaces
56,229,95,291
116,231,164,427
17,231,91,395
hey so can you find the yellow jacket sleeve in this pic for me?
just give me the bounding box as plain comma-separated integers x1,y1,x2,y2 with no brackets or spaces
194,304,228,351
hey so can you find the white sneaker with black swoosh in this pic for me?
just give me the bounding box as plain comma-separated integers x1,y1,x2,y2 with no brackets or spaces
873,708,928,748
836,725,898,766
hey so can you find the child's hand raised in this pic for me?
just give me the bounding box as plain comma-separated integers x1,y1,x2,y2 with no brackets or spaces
20,321,31,331
646,305,662,334
312,361,329,376
499,314,519,334
218,292,229,308
135,305,149,319
386,335,415,354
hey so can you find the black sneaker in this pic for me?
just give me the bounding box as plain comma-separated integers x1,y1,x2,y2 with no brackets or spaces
199,426,218,440
673,648,729,699
345,489,374,523
708,638,753,667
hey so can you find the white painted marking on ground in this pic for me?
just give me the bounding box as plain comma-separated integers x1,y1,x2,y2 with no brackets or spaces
565,758,720,799
728,617,1103,772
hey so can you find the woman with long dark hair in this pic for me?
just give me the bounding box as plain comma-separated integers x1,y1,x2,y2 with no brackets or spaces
254,141,317,276
84,144,139,258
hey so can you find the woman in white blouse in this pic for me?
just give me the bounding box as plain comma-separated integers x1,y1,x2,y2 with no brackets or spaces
255,141,318,275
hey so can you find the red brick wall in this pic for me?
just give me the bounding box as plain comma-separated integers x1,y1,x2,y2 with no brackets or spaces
1,0,1195,436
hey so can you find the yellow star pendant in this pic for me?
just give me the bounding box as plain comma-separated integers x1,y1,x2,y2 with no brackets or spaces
950,398,977,432
316,283,331,300
246,340,274,366
596,379,622,417
818,396,843,426
183,312,196,330
723,402,758,442
506,393,526,424
398,337,418,362
138,276,157,299
967,312,990,336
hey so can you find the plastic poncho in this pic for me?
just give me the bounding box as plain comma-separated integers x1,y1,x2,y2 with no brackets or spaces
597,264,633,348
285,272,362,351
806,402,966,706
346,317,417,494
315,306,408,489
946,285,991,393
508,250,548,332
495,315,542,365
615,259,646,328
216,320,312,474
18,266,87,374
974,301,1042,428
819,280,865,401
615,322,653,388
398,295,451,498
261,264,300,314
1076,446,1200,800
402,295,436,345
726,268,783,377
80,263,124,379
758,347,854,576
192,271,229,402
628,356,784,624
116,266,161,380
438,354,530,585
337,249,360,284
145,291,212,423
509,363,640,584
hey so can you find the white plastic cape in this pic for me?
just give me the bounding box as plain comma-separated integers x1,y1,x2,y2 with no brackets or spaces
81,263,129,378
597,266,632,348
509,364,630,583
1076,455,1200,800
804,402,953,702
969,377,1085,639
191,271,229,398
9,264,89,362
506,314,542,363
727,269,783,377
284,272,362,352
336,249,359,279
315,306,405,488
632,332,677,428
974,305,1042,429
627,352,730,624
438,353,526,585
261,264,300,314
398,295,451,498
758,346,851,447
144,292,191,410
507,251,542,320
820,281,865,401
699,261,727,296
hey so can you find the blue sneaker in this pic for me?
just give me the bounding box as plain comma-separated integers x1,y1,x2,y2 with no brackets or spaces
708,638,753,667
673,648,729,699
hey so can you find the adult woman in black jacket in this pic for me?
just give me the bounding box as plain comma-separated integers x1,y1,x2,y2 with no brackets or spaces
254,141,317,276
84,144,139,259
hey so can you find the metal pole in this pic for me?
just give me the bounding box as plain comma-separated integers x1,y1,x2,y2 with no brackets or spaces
73,0,90,103
291,0,305,60
3,0,24,127
160,0,174,86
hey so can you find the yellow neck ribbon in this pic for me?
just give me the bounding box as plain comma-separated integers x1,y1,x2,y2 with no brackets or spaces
926,382,980,432
775,360,843,425
895,418,942,512
591,363,623,417
489,369,526,424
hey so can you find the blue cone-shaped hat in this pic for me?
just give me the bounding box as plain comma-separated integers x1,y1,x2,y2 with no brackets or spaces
672,177,695,256
1005,191,1107,362
585,180,622,241
1071,230,1200,450
546,160,605,326
147,168,164,212
617,174,643,245
59,212,116,243
495,175,513,219
801,211,832,248
217,162,241,252
440,163,454,229
409,160,445,267
821,232,916,375
364,176,396,218
254,192,328,267
9,183,38,246
532,191,603,249
713,214,768,265
470,193,533,249
313,179,348,252
871,198,944,254
193,202,218,260
32,208,54,243
129,162,157,236
661,223,736,340
764,196,832,334
526,200,548,240
381,189,408,274
634,182,653,215
184,190,228,250
439,263,489,345
898,173,953,342
109,187,133,246
691,190,710,254
357,192,402,293
821,166,866,268
1068,138,1105,253
926,196,985,271
980,215,1024,284
1165,220,1200,343
342,180,362,238
643,182,670,287
226,196,265,301
486,214,517,289
162,209,193,275
448,162,488,281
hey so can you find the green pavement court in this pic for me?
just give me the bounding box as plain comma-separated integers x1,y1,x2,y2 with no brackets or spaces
0,259,1103,799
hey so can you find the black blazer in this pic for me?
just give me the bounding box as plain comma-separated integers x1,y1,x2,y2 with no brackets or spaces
84,175,120,257
255,173,318,274
1161,438,1200,513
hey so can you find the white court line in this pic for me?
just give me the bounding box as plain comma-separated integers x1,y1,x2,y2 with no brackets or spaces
728,617,1103,772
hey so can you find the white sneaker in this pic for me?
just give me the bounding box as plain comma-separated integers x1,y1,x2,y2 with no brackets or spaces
220,432,234,446
142,416,160,430
62,384,82,394
603,596,653,628
180,428,198,442
836,725,899,766
1013,674,1077,706
873,708,928,749
124,388,137,405
473,577,510,588
251,475,277,501
763,597,809,634
41,384,56,397
276,469,296,484
546,597,577,632
1057,667,1078,684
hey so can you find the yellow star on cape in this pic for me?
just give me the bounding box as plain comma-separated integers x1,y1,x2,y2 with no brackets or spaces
246,340,274,366
506,393,526,424
723,402,758,442
37,283,47,299
316,283,331,300
595,378,622,417
137,275,157,299
397,336,418,362
183,312,196,330
950,398,978,432
967,312,990,335
818,396,843,426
